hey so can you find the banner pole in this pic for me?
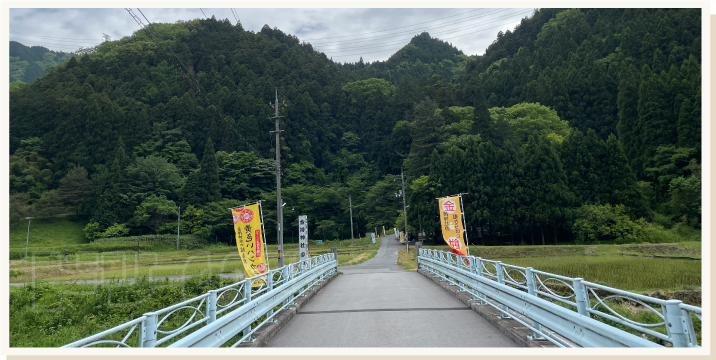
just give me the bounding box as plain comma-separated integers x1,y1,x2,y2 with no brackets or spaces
258,200,269,269
459,194,470,256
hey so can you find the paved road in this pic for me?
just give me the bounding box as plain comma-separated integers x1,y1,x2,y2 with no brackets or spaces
267,233,519,347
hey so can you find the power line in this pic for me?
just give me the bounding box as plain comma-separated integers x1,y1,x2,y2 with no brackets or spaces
328,11,531,58
330,14,530,59
230,8,240,26
307,8,513,46
10,31,98,41
199,8,233,54
301,8,483,41
316,9,532,54
127,8,265,159
10,34,98,45
9,39,88,52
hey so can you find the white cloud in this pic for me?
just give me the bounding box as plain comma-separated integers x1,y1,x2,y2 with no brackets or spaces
9,8,529,63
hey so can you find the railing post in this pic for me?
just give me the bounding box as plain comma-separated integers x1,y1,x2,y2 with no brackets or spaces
681,307,697,347
141,312,157,348
475,257,487,305
244,278,252,302
573,278,590,318
242,278,253,341
468,256,480,301
525,267,543,340
283,265,292,307
495,261,510,318
206,290,217,325
663,300,689,347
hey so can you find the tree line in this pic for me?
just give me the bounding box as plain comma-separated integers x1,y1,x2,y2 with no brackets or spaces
9,8,701,246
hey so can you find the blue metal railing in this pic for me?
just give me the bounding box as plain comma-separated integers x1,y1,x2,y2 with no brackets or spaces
418,249,702,348
62,254,337,348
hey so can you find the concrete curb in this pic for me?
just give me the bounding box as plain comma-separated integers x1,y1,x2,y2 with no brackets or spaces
417,269,558,348
237,270,339,347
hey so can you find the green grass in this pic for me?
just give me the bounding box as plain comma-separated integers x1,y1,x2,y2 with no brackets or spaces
397,247,418,271
9,217,89,250
9,274,244,347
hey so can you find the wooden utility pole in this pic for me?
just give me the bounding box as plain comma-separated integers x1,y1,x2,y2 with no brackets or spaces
401,168,408,250
349,194,354,246
269,89,286,266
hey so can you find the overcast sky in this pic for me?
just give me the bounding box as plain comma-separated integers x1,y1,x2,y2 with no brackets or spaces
9,8,535,63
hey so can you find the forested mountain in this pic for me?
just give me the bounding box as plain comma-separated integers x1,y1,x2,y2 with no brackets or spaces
9,41,74,84
9,9,701,247
341,32,471,84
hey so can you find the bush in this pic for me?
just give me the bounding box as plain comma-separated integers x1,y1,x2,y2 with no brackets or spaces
83,222,103,241
101,223,130,238
572,204,642,243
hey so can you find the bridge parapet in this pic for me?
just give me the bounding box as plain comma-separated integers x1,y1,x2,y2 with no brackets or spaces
418,249,701,348
61,253,337,348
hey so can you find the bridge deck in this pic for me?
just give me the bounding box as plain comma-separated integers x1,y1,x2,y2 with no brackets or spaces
267,234,519,347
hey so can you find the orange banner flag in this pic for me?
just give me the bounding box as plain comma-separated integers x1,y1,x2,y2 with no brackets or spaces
438,196,468,256
232,203,269,283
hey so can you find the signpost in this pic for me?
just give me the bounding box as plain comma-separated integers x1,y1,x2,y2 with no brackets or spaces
371,233,376,244
298,215,308,262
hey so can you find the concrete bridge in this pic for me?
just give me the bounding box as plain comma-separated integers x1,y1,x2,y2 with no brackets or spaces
62,233,702,349
268,233,519,347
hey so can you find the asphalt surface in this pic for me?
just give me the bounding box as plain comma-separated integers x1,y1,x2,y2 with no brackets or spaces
267,233,519,347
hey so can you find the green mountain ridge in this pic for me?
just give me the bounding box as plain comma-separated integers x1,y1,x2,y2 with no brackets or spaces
9,9,701,246
10,41,74,84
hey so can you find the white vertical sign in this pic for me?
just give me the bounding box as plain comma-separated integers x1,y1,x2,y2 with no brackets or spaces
371,233,376,244
298,215,308,262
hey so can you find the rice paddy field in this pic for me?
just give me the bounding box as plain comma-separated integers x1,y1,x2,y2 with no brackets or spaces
420,242,702,293
9,237,379,283
494,256,701,292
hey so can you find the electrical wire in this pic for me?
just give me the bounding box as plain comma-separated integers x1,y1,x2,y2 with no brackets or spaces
329,11,531,58
9,42,79,53
130,8,265,159
316,9,531,54
10,31,98,41
230,8,240,25
301,8,483,41
307,8,513,46
199,8,233,54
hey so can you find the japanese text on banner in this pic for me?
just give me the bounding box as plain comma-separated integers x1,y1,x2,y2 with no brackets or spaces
232,203,268,283
437,196,468,256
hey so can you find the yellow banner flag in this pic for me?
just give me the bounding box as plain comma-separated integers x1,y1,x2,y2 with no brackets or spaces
232,203,268,283
438,196,468,256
